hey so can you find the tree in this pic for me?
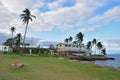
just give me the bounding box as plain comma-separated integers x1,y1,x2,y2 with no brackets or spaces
64,38,69,43
92,38,97,54
3,38,13,52
86,41,92,55
3,38,12,47
68,36,73,42
86,41,92,50
96,42,103,54
20,8,36,54
10,26,16,51
101,48,106,55
76,32,84,50
14,33,22,53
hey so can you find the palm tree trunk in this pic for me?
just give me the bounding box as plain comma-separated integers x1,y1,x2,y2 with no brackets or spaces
12,32,13,52
22,22,28,55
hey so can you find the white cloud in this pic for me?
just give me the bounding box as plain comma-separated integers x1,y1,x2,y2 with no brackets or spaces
0,0,107,35
89,6,120,24
48,0,65,10
0,0,44,13
103,39,120,48
41,1,104,31
79,27,97,33
103,39,120,53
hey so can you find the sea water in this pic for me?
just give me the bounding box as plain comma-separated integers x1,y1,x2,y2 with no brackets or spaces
94,53,120,68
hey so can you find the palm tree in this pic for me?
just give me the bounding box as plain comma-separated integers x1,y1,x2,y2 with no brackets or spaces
64,38,69,43
10,26,16,51
68,36,73,43
76,32,84,50
20,8,36,53
101,48,106,55
86,41,92,55
92,38,97,54
96,42,103,54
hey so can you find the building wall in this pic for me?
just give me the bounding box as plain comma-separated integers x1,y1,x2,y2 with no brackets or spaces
57,43,86,52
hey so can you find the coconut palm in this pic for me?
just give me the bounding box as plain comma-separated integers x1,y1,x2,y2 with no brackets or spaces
86,41,92,55
68,36,73,42
64,38,69,43
10,26,16,51
76,32,84,49
86,41,92,50
20,8,36,47
92,38,97,54
101,48,106,55
97,42,103,54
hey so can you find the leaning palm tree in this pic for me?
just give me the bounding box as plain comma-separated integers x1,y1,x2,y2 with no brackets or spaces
68,36,73,43
76,32,84,49
96,42,103,54
20,8,36,53
92,38,97,54
101,48,106,55
10,26,16,51
64,38,69,43
86,41,92,55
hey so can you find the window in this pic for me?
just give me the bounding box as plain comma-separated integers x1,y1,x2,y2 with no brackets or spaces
73,45,75,47
65,45,68,47
59,45,62,47
68,45,71,47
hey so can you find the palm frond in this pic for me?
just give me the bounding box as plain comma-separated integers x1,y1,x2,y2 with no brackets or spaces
31,15,36,19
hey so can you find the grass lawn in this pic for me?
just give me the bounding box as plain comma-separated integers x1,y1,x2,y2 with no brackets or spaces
0,54,120,80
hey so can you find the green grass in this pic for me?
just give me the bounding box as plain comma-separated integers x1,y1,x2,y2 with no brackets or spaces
0,54,120,80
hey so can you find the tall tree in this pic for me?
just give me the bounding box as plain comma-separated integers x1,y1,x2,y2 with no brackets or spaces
14,33,22,53
97,42,103,54
86,41,92,50
86,41,92,55
10,26,16,51
64,38,69,43
101,48,106,55
68,36,73,42
76,32,84,49
20,8,36,53
92,38,97,54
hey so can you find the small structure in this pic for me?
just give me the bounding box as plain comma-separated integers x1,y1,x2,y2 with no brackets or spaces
57,43,90,56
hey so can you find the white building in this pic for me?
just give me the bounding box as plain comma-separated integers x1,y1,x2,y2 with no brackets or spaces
57,43,91,56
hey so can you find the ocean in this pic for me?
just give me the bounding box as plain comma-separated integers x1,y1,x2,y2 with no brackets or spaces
94,53,120,69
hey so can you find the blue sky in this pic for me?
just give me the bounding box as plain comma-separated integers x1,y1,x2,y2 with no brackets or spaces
0,0,120,53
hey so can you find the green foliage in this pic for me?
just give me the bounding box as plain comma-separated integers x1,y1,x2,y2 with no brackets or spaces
20,8,36,49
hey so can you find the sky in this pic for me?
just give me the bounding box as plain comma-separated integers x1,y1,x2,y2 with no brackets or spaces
0,0,120,54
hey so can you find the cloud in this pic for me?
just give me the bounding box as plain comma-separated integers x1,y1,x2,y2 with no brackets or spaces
0,0,44,13
0,32,10,45
89,6,120,24
0,0,107,35
79,27,97,33
102,39,120,53
35,39,59,47
103,39,120,48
